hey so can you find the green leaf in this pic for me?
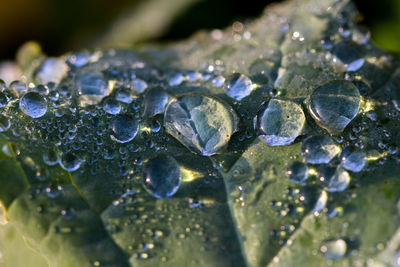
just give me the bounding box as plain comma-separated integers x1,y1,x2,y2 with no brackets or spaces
0,0,400,266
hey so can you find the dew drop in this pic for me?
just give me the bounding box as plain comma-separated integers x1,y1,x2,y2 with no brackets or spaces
9,80,27,96
42,149,59,166
308,80,360,134
333,41,364,72
111,114,139,143
339,146,366,172
301,135,340,164
75,69,109,105
223,73,253,100
60,152,81,172
256,99,305,146
102,97,121,115
164,93,238,156
319,166,350,192
0,92,8,108
35,58,68,84
320,238,347,260
313,190,328,213
19,92,48,118
286,162,308,184
169,73,184,86
132,79,147,94
142,87,168,117
142,155,181,198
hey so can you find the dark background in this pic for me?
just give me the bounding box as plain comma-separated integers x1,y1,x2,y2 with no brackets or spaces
0,0,399,60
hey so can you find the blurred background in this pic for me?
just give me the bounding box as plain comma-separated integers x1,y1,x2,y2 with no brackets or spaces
0,0,399,60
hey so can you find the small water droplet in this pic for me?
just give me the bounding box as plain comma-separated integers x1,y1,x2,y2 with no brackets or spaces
320,238,347,260
0,115,10,132
60,152,81,172
256,99,305,146
301,135,340,164
308,80,360,134
339,146,366,172
142,155,181,198
102,97,121,115
223,73,253,100
169,73,184,86
19,92,48,118
9,80,27,96
132,79,147,94
110,114,139,143
286,162,308,183
43,148,59,166
75,69,109,105
142,87,168,117
319,166,350,192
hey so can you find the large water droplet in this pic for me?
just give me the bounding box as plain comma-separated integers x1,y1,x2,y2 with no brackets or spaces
75,69,109,105
142,155,181,198
0,114,10,132
308,80,360,134
9,80,27,96
164,93,238,156
60,153,81,172
319,166,350,192
111,114,139,143
223,73,253,100
142,87,168,117
286,162,308,183
19,92,48,118
301,135,340,164
339,146,366,172
256,99,305,146
320,238,347,260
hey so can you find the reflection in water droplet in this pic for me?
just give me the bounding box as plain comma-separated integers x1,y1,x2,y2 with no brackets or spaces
102,97,121,115
308,80,360,134
301,135,340,164
319,166,350,192
164,93,238,156
19,92,48,118
60,153,81,172
286,162,308,183
142,155,181,198
224,73,253,100
340,146,366,172
0,114,10,132
111,114,139,143
320,238,347,260
257,99,305,146
142,87,168,117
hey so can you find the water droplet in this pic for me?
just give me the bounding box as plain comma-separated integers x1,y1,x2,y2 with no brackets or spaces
111,114,139,143
132,79,147,94
142,155,181,198
256,99,305,146
0,114,10,132
339,146,366,172
35,58,68,84
333,41,364,72
66,52,89,68
19,92,48,118
169,73,184,86
164,93,238,156
286,162,308,183
9,80,27,96
142,87,168,117
301,135,340,164
43,149,59,166
319,166,350,192
223,73,253,100
75,69,109,105
102,97,121,115
308,80,360,134
212,75,225,87
313,190,327,213
320,238,347,260
60,152,81,172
